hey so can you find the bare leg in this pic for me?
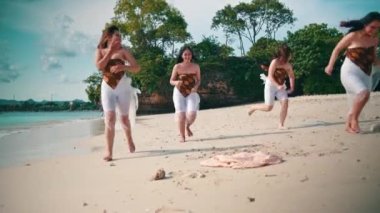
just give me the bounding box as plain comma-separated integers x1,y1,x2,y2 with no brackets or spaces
248,104,273,115
345,113,356,133
120,115,135,153
104,111,116,161
177,112,186,142
349,90,370,133
279,99,289,129
186,111,197,137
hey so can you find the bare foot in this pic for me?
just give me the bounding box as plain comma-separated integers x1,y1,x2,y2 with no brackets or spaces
345,121,350,131
345,114,353,130
278,125,288,130
127,140,135,153
349,120,361,133
186,125,193,137
345,127,359,134
103,155,112,162
248,108,256,116
179,135,185,143
345,118,359,134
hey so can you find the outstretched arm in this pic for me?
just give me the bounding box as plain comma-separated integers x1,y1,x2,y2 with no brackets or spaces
325,33,354,75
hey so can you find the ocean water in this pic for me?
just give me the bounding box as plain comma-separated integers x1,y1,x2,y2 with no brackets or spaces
0,111,102,137
0,111,105,167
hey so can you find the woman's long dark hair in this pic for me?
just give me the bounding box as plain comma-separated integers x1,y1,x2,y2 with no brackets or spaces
340,11,380,33
274,44,291,62
176,45,197,63
97,25,119,49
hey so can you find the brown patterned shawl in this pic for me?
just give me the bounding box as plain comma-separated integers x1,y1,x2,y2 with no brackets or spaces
102,58,125,89
178,74,196,97
346,46,375,76
273,68,288,85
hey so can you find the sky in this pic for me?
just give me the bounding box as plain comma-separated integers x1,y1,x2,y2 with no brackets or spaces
0,0,379,101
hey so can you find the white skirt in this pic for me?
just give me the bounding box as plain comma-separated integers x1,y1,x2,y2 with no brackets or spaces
172,87,200,113
101,76,140,126
264,78,288,106
341,57,370,95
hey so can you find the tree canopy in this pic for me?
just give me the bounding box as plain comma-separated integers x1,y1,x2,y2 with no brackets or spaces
113,0,191,56
212,0,295,55
286,23,344,95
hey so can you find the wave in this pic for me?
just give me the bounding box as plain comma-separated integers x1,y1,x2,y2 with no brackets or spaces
0,129,30,139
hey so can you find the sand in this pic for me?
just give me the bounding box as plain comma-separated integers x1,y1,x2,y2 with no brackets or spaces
0,93,379,213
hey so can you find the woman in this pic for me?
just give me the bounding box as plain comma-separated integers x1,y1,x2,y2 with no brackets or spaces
95,25,141,161
248,44,295,129
325,12,380,133
170,46,201,142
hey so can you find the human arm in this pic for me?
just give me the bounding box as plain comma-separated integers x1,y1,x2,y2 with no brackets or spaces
109,47,141,74
287,65,295,94
325,33,354,75
191,64,201,93
169,64,181,87
122,47,140,73
95,39,119,70
95,48,112,71
373,38,380,67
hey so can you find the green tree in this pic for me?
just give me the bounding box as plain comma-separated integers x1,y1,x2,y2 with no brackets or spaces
224,57,264,100
113,0,190,56
286,23,344,95
212,5,245,55
83,72,102,106
264,0,296,39
247,37,279,64
235,0,295,44
212,0,295,55
191,36,234,62
235,1,266,45
132,49,173,95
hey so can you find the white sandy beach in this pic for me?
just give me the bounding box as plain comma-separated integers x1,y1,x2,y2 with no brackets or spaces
0,93,379,213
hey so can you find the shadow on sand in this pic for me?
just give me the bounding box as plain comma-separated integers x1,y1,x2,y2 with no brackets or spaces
113,130,291,161
289,119,378,131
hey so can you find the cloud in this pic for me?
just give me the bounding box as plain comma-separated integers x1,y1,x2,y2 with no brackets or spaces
46,15,95,56
41,14,96,71
54,14,74,30
0,41,21,83
41,54,62,71
0,62,20,83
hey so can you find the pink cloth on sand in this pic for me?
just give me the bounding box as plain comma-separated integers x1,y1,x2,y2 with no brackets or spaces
200,151,283,169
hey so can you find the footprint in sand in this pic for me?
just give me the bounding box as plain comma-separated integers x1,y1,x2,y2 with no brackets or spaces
182,172,206,179
155,206,191,213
